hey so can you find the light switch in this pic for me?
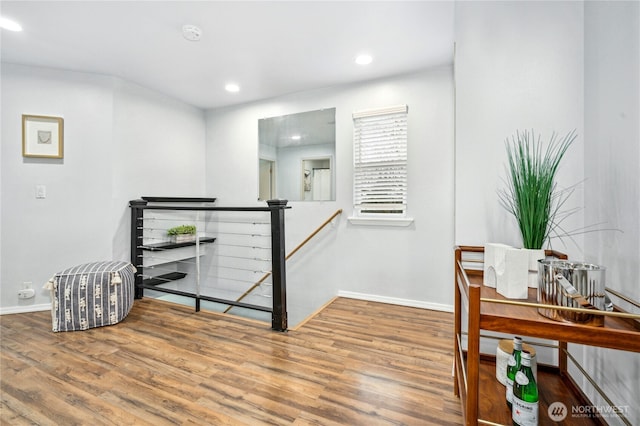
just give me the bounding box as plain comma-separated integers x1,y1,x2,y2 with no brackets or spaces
36,185,46,199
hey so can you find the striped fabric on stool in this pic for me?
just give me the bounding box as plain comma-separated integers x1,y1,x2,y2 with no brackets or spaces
44,261,136,332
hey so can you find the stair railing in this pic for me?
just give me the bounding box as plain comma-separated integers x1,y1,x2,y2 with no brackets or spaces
129,197,291,331
224,209,343,313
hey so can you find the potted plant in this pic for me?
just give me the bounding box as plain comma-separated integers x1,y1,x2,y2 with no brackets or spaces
497,129,577,287
498,129,577,249
167,224,197,243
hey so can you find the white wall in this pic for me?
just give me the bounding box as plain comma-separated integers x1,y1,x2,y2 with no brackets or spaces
455,2,639,424
0,64,206,313
584,0,640,309
110,78,206,262
1,64,114,312
455,0,585,259
206,68,455,323
583,2,639,424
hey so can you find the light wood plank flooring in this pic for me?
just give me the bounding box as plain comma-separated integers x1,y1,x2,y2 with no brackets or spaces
1,297,463,425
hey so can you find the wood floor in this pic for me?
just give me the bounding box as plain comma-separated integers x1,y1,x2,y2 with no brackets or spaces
1,297,463,425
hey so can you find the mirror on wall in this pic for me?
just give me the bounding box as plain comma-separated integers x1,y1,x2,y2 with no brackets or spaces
258,108,336,201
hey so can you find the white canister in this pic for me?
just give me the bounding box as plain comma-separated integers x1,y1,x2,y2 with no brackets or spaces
496,339,537,385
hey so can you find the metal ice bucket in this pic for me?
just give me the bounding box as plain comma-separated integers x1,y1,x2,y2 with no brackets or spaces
537,260,606,325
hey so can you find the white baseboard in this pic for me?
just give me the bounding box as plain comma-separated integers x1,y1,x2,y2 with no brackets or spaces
0,303,51,315
0,295,453,316
337,291,453,313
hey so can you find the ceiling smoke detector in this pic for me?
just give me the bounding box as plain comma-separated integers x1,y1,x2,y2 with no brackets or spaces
182,25,202,41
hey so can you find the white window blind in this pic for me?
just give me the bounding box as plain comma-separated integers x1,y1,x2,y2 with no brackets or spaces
353,105,408,215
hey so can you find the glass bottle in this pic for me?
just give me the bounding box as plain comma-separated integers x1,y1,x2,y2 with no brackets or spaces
512,350,539,426
505,336,523,409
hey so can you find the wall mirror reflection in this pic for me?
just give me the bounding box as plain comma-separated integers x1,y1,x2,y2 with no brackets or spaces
258,108,336,201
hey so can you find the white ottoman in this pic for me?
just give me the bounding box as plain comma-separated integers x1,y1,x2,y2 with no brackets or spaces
44,261,136,332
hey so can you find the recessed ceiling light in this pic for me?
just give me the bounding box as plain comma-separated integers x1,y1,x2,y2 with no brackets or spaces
225,83,240,93
182,24,202,41
355,54,373,65
0,17,23,32
291,135,301,141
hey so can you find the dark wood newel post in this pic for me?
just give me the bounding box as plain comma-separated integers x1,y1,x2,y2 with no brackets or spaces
129,199,148,299
268,199,288,331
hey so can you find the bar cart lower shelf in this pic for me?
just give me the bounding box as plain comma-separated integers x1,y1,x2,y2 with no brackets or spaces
475,357,597,425
453,245,640,426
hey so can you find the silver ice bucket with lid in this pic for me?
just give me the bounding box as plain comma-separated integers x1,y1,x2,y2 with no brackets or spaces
537,260,606,326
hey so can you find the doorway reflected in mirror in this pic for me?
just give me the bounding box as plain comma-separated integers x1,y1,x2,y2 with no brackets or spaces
258,108,336,201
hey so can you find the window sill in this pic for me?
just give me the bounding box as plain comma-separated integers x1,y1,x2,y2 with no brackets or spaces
347,216,414,227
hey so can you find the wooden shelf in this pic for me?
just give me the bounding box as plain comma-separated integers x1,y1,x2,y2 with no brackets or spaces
140,237,216,251
475,358,599,425
477,285,640,352
454,245,640,426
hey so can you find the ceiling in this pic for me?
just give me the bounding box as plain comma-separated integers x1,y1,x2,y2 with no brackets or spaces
0,1,455,110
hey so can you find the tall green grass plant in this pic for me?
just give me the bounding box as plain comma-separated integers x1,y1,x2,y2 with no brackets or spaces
498,129,577,249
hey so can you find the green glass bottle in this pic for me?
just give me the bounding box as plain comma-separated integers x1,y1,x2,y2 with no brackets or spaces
505,336,523,409
512,350,538,426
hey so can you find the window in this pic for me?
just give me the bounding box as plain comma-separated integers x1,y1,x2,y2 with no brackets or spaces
352,105,409,223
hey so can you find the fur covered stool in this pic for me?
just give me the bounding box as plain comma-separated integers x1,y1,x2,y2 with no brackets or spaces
44,261,136,332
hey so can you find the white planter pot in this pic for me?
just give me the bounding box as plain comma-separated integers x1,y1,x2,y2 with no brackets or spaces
171,234,196,243
523,248,545,288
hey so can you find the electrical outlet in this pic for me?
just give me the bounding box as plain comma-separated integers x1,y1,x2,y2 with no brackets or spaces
18,288,35,299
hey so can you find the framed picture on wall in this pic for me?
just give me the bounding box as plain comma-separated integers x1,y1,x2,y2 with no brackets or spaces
22,114,64,159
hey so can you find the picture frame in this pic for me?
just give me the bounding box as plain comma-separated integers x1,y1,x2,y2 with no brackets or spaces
22,114,64,159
